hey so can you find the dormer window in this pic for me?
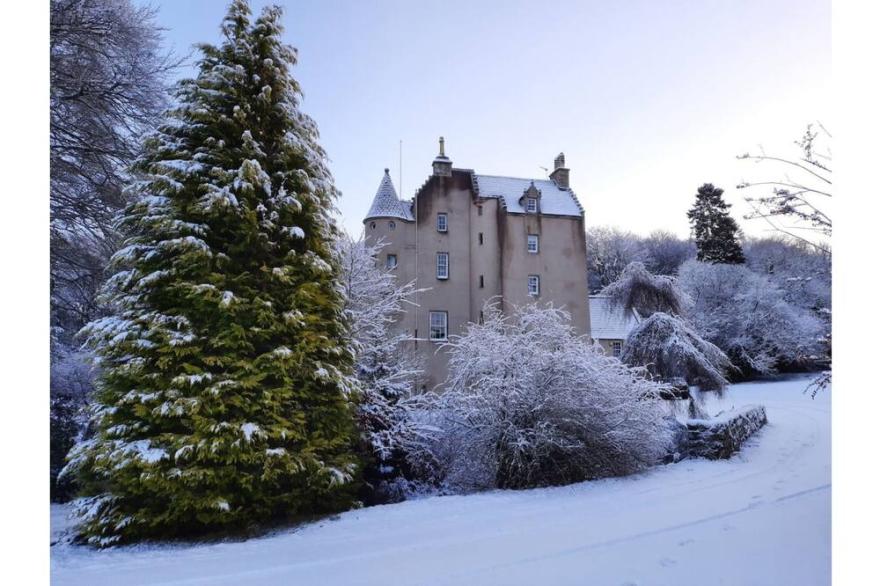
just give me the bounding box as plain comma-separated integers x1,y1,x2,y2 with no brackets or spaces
437,213,448,232
522,181,541,213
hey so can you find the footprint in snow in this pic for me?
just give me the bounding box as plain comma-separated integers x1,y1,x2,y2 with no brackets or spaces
659,557,678,567
678,538,695,547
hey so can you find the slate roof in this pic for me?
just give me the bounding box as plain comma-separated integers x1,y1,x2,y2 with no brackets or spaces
365,169,414,221
473,175,583,217
589,295,642,340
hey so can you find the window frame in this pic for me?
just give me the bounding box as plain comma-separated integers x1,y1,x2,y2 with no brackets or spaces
436,213,448,233
436,252,449,280
526,197,538,213
528,274,540,296
429,311,448,341
611,341,623,357
527,234,539,254
385,253,398,269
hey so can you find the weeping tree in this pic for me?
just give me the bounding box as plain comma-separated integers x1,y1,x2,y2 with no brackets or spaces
602,262,733,416
601,262,690,317
621,314,733,417
63,1,360,546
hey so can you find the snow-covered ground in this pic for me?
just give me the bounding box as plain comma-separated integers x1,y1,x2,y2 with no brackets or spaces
51,376,830,585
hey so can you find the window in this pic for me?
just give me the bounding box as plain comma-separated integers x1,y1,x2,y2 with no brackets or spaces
528,275,540,296
527,234,539,253
477,205,483,216
370,221,376,230
479,310,484,324
385,254,397,269
526,197,538,213
436,252,449,279
437,213,448,232
611,341,622,357
479,275,484,288
389,221,396,230
478,232,484,245
429,311,448,341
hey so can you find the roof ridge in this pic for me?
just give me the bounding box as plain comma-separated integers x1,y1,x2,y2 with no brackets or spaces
474,172,558,184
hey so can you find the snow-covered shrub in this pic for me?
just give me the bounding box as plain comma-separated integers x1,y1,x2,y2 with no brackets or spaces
337,234,429,503
420,303,675,491
678,260,824,376
50,341,95,502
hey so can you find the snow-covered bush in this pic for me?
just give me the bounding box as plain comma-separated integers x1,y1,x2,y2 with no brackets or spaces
678,260,824,376
50,330,98,502
337,234,429,503
419,303,675,491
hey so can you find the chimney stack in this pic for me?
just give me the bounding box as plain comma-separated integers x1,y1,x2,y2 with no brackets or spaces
549,152,569,189
432,136,452,177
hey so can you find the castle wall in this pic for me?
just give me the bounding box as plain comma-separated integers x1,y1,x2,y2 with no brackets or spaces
499,212,591,336
364,165,591,392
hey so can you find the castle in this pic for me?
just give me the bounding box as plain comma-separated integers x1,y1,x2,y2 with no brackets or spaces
364,139,591,389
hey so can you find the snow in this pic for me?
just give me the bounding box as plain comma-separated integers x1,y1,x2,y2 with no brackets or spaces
51,376,829,585
474,174,584,217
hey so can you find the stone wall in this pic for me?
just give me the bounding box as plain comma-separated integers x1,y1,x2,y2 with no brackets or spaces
684,405,768,460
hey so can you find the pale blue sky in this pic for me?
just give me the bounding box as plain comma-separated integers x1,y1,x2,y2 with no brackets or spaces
147,0,830,238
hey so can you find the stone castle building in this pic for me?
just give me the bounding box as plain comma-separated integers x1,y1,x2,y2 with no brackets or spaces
364,139,591,389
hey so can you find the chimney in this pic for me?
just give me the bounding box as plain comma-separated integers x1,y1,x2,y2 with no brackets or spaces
432,136,452,177
549,152,569,189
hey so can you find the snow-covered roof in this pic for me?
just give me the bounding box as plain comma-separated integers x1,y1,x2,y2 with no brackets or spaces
365,170,414,221
473,175,583,217
589,295,641,340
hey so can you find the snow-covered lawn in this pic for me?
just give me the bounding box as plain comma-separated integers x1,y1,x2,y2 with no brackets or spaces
51,376,830,585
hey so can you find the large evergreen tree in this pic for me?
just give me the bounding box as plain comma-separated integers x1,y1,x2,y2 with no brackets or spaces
64,0,360,545
687,183,745,264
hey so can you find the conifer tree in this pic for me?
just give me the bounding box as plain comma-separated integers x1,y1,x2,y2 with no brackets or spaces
687,183,746,264
64,0,360,546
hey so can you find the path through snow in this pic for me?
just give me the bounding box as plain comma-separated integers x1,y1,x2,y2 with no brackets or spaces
51,376,830,585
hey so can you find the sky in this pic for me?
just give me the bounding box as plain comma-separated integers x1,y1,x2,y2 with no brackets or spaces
145,0,830,239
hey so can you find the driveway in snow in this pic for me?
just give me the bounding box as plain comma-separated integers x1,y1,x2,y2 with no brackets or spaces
51,376,830,585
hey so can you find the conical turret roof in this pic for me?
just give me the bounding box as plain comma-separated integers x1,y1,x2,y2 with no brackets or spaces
364,169,413,221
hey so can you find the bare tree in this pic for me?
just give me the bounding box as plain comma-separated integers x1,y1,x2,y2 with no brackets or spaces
737,124,832,396
50,0,178,500
737,123,831,254
586,226,648,292
50,0,179,349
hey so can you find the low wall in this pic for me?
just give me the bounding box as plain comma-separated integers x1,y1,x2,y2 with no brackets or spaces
684,405,768,460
